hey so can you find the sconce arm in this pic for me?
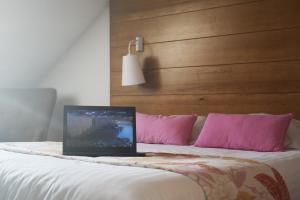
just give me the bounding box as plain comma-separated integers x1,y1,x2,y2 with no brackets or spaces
128,39,136,54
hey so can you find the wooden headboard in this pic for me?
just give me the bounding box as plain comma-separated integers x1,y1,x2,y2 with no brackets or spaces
110,0,300,119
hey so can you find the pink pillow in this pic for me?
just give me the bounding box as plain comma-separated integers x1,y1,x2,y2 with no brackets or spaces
194,113,292,152
136,113,197,145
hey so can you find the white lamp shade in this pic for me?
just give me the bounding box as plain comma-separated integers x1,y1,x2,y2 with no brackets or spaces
122,54,145,86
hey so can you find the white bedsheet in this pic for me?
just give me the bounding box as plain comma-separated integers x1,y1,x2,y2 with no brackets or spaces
0,142,299,200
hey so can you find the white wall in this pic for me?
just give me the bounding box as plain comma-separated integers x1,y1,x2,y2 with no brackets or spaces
39,5,110,141
0,0,106,88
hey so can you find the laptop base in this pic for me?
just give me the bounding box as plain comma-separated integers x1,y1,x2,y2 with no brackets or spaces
63,152,146,157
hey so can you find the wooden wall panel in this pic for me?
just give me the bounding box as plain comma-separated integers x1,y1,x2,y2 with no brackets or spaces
111,0,261,23
111,0,300,47
110,0,300,119
111,60,300,95
111,28,300,71
111,94,300,119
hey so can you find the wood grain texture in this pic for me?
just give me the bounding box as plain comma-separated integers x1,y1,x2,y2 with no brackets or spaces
111,28,300,71
111,60,300,95
111,0,300,47
111,94,300,119
110,0,300,119
111,0,262,23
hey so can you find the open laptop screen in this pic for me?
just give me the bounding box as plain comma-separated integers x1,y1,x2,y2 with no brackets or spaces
63,106,136,156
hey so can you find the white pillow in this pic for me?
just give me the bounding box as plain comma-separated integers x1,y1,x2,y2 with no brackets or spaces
189,116,206,144
286,119,300,149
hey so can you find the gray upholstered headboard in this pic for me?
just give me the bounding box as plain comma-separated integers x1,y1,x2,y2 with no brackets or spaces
0,88,56,142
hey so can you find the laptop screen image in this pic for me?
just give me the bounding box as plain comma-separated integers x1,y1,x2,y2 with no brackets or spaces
63,106,137,156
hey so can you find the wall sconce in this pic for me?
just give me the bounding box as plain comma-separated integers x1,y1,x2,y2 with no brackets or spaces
122,36,146,86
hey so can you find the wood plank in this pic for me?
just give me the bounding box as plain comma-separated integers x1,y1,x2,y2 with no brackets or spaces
111,0,300,47
111,28,300,71
110,0,300,120
111,0,261,23
111,93,300,119
111,60,300,95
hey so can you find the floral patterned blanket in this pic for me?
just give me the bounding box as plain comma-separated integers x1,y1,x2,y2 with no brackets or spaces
0,142,290,200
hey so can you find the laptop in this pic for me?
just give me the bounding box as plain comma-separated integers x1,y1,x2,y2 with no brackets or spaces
63,106,145,157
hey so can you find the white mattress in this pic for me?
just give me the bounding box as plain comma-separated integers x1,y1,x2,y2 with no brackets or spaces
0,142,299,200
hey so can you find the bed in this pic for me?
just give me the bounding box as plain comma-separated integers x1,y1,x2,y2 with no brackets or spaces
0,142,299,200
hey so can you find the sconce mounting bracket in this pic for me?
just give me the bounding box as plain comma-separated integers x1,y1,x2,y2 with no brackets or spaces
128,36,144,54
